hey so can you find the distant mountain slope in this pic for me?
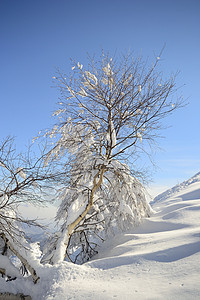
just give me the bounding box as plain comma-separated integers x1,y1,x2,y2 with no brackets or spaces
152,172,200,204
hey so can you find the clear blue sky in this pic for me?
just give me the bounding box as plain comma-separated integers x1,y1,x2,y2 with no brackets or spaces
1,0,200,196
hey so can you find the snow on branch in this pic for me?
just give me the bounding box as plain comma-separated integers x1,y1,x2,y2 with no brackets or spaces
41,50,183,264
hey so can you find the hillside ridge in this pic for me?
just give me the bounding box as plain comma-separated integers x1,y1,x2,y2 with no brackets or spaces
152,171,200,204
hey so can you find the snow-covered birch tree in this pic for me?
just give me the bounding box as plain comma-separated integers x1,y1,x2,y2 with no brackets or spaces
41,51,183,264
0,137,61,282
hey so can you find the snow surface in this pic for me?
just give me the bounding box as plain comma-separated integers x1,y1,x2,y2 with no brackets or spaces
1,174,200,299
152,171,200,204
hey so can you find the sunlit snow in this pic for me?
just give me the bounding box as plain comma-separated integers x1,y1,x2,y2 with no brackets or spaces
1,173,200,299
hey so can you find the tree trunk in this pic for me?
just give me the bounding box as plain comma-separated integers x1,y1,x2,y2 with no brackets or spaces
66,166,105,242
0,234,39,284
51,166,106,264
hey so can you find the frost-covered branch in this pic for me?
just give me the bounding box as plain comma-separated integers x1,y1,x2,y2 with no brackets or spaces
0,136,63,281
40,50,183,264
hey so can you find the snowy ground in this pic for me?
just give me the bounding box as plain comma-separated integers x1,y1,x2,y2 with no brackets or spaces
0,173,200,299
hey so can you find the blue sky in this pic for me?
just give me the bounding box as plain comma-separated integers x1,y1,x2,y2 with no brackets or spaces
1,0,200,196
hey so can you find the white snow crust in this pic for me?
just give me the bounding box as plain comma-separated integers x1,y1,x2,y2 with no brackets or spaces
1,173,200,299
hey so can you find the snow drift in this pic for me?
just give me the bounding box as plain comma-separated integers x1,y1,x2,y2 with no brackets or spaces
0,172,200,299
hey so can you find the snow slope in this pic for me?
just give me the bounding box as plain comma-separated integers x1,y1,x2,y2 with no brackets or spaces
152,171,200,204
0,174,200,299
